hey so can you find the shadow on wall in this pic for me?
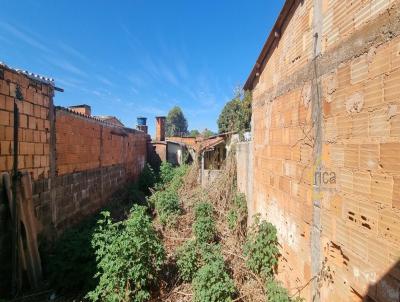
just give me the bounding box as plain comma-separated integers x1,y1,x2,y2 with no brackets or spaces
363,261,400,302
148,144,163,171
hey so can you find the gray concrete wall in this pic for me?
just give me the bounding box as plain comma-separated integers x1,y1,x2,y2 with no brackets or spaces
235,141,253,221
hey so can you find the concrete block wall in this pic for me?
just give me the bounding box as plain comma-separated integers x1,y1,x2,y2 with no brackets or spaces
235,142,253,219
248,0,400,301
33,165,130,232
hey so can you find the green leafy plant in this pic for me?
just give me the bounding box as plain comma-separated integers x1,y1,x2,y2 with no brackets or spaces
176,240,200,282
175,199,236,301
46,218,97,294
136,163,156,195
192,256,235,302
243,218,279,278
87,205,165,302
158,161,175,187
193,202,216,243
227,193,247,231
150,188,181,226
150,164,189,226
227,209,238,230
265,278,303,302
176,241,223,283
168,164,188,191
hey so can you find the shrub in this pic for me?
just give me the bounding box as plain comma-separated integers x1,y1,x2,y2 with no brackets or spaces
175,199,236,300
168,164,188,190
151,189,181,226
227,209,238,230
227,193,247,231
159,161,175,186
265,278,303,302
150,164,189,226
198,242,225,264
176,240,200,282
87,205,165,302
46,218,97,294
136,164,156,195
192,256,235,302
176,241,222,282
193,202,216,243
243,219,279,278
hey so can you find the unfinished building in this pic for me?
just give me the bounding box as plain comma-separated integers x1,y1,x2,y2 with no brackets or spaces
243,0,400,301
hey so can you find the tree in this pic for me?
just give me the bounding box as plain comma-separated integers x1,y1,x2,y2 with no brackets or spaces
201,128,215,138
188,129,200,137
166,106,188,136
217,89,252,133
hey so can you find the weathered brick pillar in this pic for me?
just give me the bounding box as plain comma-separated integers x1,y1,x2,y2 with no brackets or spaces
155,116,166,141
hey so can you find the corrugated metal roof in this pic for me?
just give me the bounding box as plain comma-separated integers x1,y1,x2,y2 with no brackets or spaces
56,106,125,128
0,61,55,86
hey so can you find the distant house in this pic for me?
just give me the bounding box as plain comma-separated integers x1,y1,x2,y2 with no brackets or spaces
148,116,193,168
197,132,239,186
94,115,125,127
68,105,125,127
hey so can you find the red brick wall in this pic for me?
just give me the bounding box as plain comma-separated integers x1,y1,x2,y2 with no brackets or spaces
56,111,101,174
152,142,167,162
55,109,148,178
0,67,52,180
0,65,149,236
249,1,400,301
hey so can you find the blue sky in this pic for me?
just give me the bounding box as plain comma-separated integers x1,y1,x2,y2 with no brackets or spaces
0,0,284,137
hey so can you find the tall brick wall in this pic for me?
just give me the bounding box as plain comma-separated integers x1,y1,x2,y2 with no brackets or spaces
0,66,52,180
0,65,54,294
248,0,400,301
0,65,149,237
45,108,148,229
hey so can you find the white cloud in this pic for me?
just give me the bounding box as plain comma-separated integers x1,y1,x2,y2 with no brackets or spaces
46,57,87,77
59,42,88,62
96,75,113,86
0,21,50,52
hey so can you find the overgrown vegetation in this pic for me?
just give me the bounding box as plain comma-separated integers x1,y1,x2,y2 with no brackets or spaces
176,240,200,282
176,201,236,302
135,163,157,195
243,216,302,302
149,162,189,226
192,202,216,243
244,216,279,278
46,218,97,294
265,278,298,302
44,181,147,296
192,254,236,302
227,192,247,233
150,188,181,226
87,205,165,302
43,157,299,302
217,89,251,134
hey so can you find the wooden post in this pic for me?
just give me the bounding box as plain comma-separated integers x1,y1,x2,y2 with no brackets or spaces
11,100,20,296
